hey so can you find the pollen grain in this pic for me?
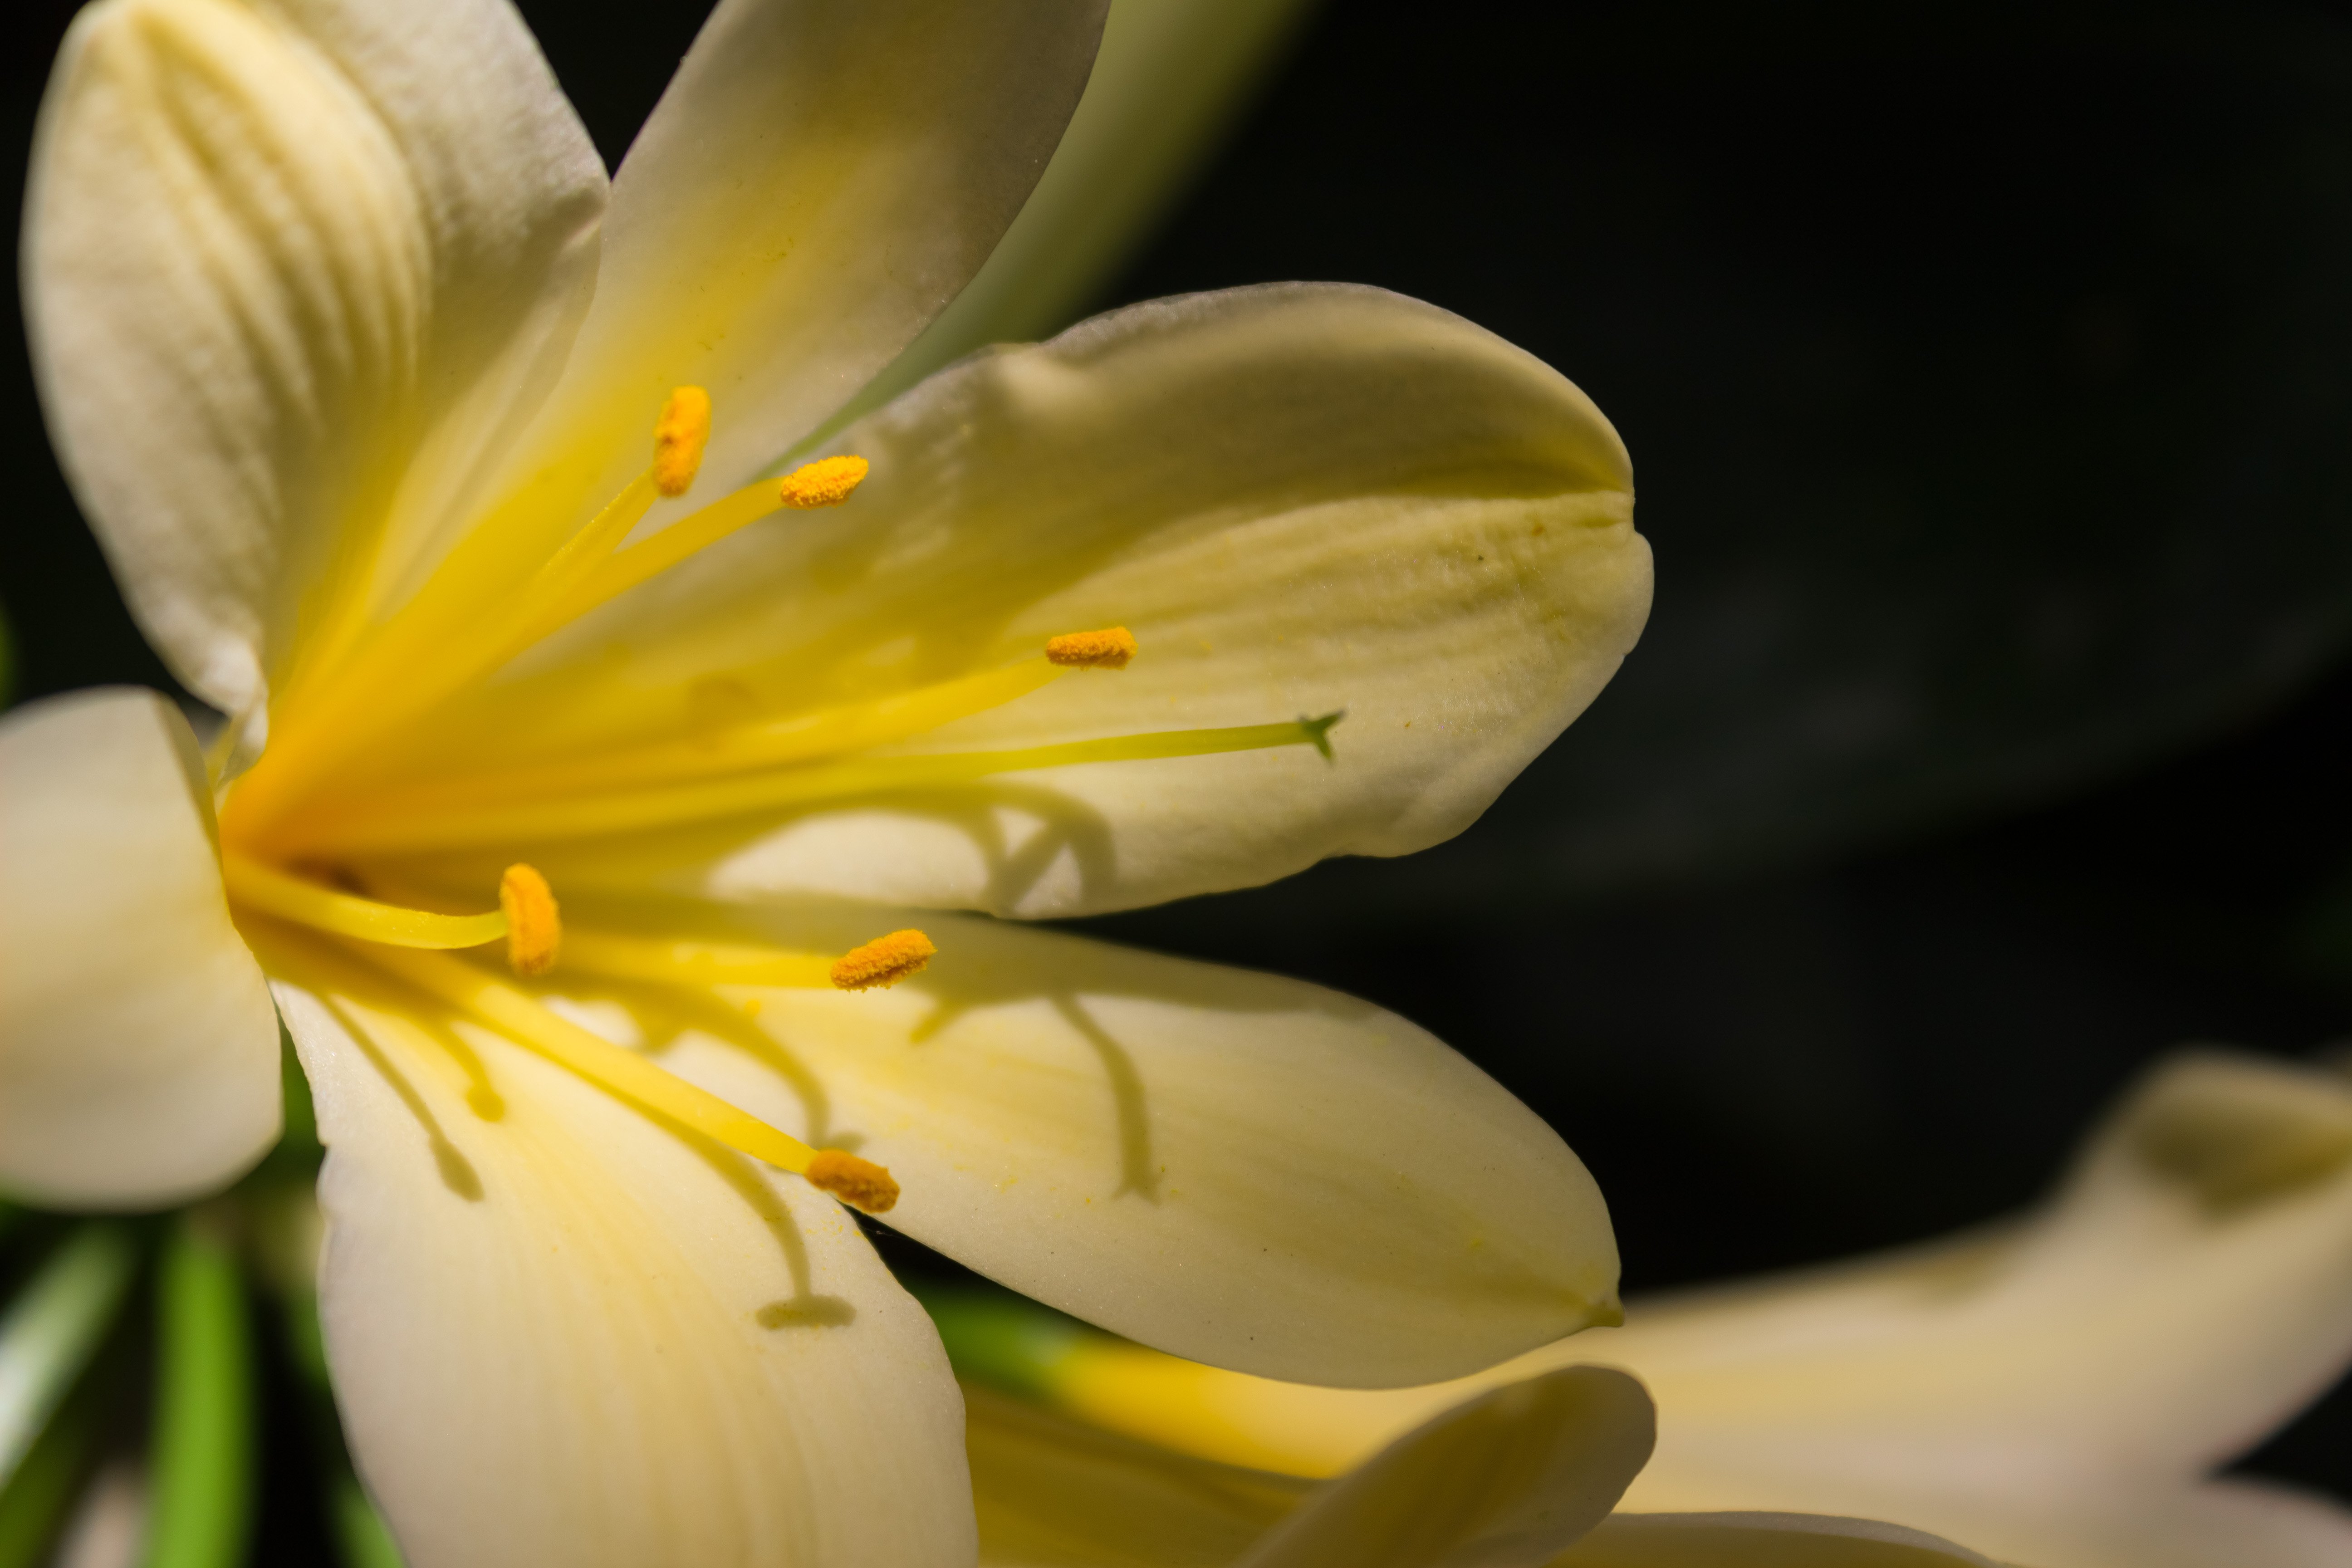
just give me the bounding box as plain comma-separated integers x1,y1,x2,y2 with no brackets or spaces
828,929,936,991
779,455,869,509
500,864,561,977
653,386,713,497
806,1149,900,1213
1046,626,1137,669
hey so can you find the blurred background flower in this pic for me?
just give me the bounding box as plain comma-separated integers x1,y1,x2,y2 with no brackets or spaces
4,0,2352,1562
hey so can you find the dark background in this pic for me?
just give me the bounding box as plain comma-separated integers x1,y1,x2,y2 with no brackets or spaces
5,0,2351,1538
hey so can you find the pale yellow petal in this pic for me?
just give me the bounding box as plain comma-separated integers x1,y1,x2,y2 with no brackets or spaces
1235,1367,1652,1568
0,689,279,1207
1552,1512,1999,1568
847,0,1324,420
969,1386,1308,1568
385,284,1645,919
987,1051,2352,1568
26,0,604,756
271,946,972,1568
483,0,1111,565
568,900,1618,1388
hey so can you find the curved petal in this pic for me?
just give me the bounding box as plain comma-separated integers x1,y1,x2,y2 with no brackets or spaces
0,689,279,1207
968,1367,1650,1568
968,1387,1308,1568
270,936,971,1568
1235,1367,1652,1568
559,899,1618,1388
1553,1513,1999,1568
25,0,605,754
402,285,1647,918
486,0,1111,554
951,1051,2352,1567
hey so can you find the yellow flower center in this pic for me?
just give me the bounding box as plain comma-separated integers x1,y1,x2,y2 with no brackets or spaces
214,388,1341,1220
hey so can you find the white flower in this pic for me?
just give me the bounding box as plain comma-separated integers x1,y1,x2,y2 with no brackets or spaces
0,1,1653,1563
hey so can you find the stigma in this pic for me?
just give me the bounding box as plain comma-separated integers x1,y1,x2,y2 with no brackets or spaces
829,930,936,991
500,864,561,976
1046,627,1137,669
779,455,869,509
652,386,712,497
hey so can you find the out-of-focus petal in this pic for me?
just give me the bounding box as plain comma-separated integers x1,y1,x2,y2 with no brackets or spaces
957,1051,2352,1568
1235,1367,1652,1568
25,0,604,755
968,1386,1307,1568
568,899,1618,1388
0,689,279,1206
270,936,971,1568
1551,1512,1999,1568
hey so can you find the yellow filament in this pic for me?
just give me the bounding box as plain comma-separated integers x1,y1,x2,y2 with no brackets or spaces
537,479,787,632
778,455,869,509
829,931,937,991
303,714,1346,854
499,864,561,977
559,930,837,988
360,944,824,1175
222,855,506,950
653,386,712,497
314,659,1068,815
805,1149,899,1214
225,470,659,833
1046,627,1137,669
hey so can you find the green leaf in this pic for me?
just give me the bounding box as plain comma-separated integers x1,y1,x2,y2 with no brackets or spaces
0,1345,122,1568
0,1225,138,1490
142,1219,253,1568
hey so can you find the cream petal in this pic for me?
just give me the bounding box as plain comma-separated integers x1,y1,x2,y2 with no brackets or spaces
844,0,1324,419
969,1367,1651,1568
0,689,279,1207
491,0,1111,549
1235,1367,1653,1568
270,944,972,1568
1609,1051,2352,1486
979,1051,2352,1567
1551,1512,1999,1568
405,284,1645,918
25,0,604,754
967,1386,1308,1568
593,901,1618,1388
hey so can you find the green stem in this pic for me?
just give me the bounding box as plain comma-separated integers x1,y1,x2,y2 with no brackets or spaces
143,1220,254,1568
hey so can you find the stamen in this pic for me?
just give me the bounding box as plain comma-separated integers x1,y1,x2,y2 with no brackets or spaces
830,930,937,991
324,657,1067,811
300,714,1350,854
778,455,869,509
499,864,561,976
222,854,507,950
1046,627,1137,669
805,1149,900,1214
357,944,830,1176
559,930,836,988
653,386,713,497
